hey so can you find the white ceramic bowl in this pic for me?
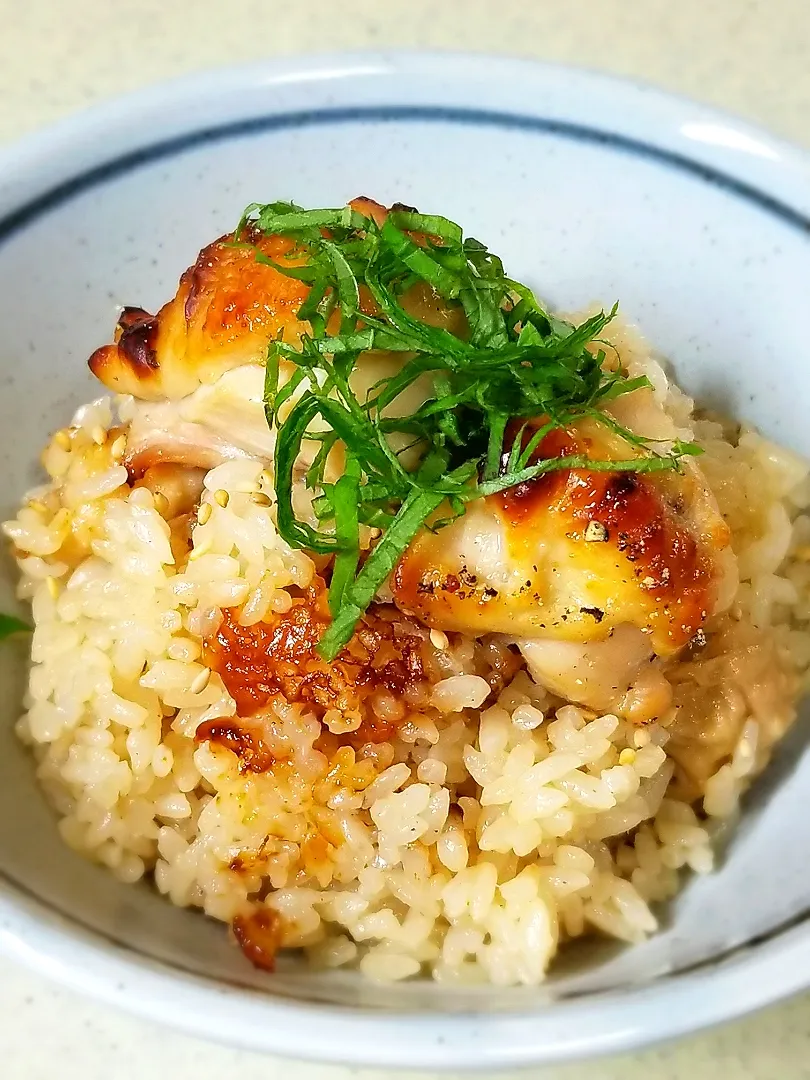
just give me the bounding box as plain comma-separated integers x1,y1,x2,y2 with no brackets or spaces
2,52,810,1070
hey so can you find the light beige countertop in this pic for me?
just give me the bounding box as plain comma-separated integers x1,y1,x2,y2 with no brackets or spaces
2,1,810,1076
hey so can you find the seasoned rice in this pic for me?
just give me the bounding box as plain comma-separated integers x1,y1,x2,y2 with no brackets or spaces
5,330,810,986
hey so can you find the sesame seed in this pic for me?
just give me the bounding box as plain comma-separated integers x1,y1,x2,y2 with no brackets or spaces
188,539,212,561
214,489,229,508
190,667,211,694
90,425,107,446
429,628,449,650
250,491,272,506
50,508,70,533
619,748,636,766
110,435,127,460
197,502,212,525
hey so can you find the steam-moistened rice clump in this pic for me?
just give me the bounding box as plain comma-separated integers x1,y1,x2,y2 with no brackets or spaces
4,199,810,985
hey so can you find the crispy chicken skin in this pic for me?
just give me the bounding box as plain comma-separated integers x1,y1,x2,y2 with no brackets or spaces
88,229,310,401
89,197,388,403
87,198,737,716
391,422,732,658
391,416,735,716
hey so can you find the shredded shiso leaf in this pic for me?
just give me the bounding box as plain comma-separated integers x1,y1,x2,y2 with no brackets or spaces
238,201,699,659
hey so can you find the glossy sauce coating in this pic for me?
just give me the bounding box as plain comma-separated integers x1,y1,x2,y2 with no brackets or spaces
393,421,726,656
497,428,715,652
89,227,310,400
231,908,284,972
198,579,428,770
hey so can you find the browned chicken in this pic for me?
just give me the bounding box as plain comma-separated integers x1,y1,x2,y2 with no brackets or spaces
87,198,737,720
89,229,311,400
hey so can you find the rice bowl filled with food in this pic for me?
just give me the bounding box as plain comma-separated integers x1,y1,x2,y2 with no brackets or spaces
5,196,809,987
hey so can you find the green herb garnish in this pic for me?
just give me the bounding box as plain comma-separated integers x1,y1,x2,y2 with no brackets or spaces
0,612,31,639
239,202,698,660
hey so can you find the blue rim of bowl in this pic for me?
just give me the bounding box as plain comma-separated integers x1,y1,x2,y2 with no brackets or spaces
0,104,808,245
2,55,810,1066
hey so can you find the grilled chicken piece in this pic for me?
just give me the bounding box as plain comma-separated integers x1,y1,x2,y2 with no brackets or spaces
92,198,456,477
392,420,733,656
87,199,737,719
89,230,311,401
89,196,401,405
122,365,278,474
392,411,736,716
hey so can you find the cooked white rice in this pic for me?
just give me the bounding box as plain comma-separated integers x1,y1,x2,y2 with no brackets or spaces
5,334,810,986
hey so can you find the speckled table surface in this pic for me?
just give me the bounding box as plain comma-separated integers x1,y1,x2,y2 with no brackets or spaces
2,1,810,1076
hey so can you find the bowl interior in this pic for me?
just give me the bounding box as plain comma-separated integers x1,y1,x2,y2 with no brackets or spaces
2,55,810,1021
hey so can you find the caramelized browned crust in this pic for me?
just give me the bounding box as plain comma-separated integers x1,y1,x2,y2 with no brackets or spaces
199,579,428,764
499,438,718,654
194,716,276,773
392,424,730,656
89,229,311,400
231,908,284,972
88,198,393,401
